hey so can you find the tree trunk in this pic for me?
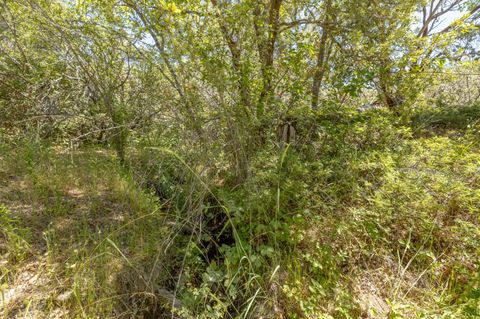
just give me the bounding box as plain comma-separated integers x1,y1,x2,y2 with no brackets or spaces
311,0,332,109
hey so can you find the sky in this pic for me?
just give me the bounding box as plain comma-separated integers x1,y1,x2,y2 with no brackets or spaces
431,10,465,33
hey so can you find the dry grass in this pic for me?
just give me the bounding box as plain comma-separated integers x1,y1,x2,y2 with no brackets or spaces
0,144,171,318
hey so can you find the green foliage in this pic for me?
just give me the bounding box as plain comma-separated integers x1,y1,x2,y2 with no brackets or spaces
412,103,480,135
1,0,480,317
0,205,31,264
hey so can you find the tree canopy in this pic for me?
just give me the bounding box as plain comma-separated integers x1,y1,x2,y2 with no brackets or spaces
1,0,480,318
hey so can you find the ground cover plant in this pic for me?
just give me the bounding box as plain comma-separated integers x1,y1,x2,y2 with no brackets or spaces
1,0,480,318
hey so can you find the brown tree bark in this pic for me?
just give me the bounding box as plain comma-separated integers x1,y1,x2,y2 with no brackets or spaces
311,0,332,110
